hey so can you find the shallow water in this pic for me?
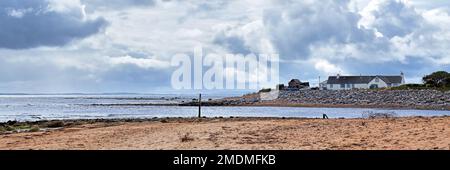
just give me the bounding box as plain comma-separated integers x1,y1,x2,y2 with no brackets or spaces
0,94,449,122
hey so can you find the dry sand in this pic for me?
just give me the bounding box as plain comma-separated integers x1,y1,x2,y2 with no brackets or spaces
0,117,449,150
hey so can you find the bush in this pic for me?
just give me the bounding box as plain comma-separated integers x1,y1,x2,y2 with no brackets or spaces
389,71,450,91
29,126,40,132
392,83,450,91
423,71,450,88
180,132,195,142
362,111,397,119
15,124,32,130
259,88,272,93
0,126,6,133
6,120,17,125
45,121,65,128
5,126,15,131
391,84,426,90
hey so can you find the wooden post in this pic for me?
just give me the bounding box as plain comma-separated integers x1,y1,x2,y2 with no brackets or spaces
198,93,202,118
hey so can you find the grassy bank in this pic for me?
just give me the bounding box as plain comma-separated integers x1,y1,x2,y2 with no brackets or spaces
390,84,450,92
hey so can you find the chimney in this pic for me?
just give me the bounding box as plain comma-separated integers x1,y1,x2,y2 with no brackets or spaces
337,73,340,79
400,71,405,84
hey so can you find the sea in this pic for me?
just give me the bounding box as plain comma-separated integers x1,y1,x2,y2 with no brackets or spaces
0,94,449,122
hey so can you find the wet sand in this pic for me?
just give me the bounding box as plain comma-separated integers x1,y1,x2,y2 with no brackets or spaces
0,116,449,150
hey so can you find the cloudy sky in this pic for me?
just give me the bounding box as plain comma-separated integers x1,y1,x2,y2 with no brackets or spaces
0,0,449,93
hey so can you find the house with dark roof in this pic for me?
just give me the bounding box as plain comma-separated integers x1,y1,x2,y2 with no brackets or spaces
321,73,405,90
288,79,310,90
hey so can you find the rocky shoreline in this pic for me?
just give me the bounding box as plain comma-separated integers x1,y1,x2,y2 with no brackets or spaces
0,117,299,135
186,89,450,110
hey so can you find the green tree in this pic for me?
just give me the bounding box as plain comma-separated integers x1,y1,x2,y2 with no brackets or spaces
422,71,450,88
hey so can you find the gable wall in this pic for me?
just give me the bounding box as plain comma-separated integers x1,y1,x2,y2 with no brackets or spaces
368,77,388,88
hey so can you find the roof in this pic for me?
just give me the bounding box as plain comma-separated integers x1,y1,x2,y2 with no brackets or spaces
327,75,403,84
289,79,301,84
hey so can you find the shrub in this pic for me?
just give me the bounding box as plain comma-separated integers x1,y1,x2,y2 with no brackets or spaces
29,126,40,132
362,111,397,119
5,126,15,131
45,121,65,128
6,120,17,125
258,88,272,93
423,71,450,88
0,126,6,133
390,84,426,90
180,132,194,142
15,124,32,130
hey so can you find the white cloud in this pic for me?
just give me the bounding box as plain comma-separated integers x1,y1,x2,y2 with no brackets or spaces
0,0,449,92
359,0,423,38
313,59,344,75
6,8,33,18
108,55,171,69
0,0,107,49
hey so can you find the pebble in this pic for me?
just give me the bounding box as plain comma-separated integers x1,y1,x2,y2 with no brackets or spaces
221,89,450,109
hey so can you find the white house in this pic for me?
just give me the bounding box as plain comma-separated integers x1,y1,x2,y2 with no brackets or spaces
321,73,405,90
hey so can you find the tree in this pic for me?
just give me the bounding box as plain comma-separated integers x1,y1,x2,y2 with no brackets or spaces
423,71,450,88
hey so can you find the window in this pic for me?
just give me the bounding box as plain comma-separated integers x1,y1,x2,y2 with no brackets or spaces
352,84,355,88
340,84,345,88
330,84,333,88
346,84,351,88
370,84,379,89
375,78,379,82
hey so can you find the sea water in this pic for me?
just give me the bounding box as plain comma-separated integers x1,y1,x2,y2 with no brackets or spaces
0,94,449,122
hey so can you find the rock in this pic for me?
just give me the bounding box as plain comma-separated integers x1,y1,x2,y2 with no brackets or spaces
208,89,449,109
6,120,17,125
257,89,449,109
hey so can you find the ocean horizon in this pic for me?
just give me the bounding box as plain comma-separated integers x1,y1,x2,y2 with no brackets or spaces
0,94,449,122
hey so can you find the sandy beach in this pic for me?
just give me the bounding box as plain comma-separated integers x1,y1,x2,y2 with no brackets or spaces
0,116,449,150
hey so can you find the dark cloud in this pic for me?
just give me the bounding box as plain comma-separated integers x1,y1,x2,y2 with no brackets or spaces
366,0,423,38
0,0,448,93
263,0,376,59
213,34,252,54
0,56,173,93
0,0,107,49
99,64,172,90
210,0,447,85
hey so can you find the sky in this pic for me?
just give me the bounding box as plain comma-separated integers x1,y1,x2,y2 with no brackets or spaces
0,0,449,93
